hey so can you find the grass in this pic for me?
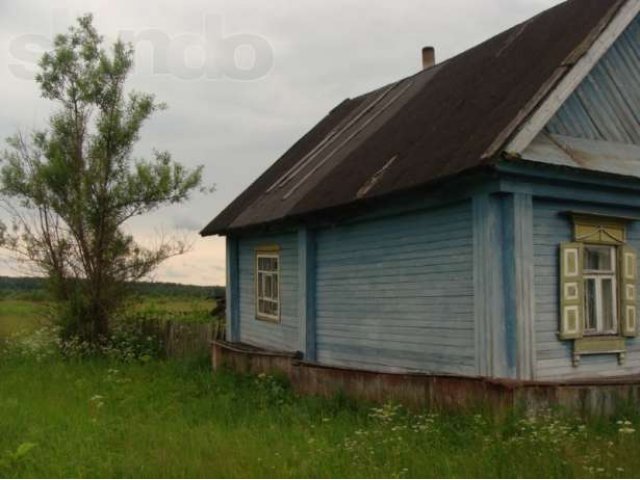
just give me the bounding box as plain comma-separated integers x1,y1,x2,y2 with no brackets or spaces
2,297,640,477
2,357,640,478
0,293,213,342
0,298,49,339
128,296,213,323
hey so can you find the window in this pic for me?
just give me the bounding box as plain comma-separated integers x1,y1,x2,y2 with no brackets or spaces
255,250,280,322
559,213,639,366
583,245,617,335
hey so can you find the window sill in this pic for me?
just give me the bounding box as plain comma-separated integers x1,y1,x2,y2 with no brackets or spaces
255,315,281,324
573,336,626,367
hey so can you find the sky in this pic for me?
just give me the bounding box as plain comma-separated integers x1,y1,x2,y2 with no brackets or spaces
0,0,563,286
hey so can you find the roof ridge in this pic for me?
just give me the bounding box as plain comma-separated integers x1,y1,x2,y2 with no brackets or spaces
202,0,628,236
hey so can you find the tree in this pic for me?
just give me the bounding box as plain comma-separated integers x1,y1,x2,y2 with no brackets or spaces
0,14,206,342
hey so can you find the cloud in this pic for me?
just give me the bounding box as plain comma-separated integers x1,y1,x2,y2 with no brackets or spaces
0,0,563,285
171,215,202,231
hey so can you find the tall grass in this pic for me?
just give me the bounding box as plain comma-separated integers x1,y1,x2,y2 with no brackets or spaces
0,299,49,339
1,353,640,478
2,297,640,478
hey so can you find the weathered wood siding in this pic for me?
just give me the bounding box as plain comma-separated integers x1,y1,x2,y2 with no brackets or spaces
545,15,640,144
533,199,640,380
237,233,299,351
314,202,475,374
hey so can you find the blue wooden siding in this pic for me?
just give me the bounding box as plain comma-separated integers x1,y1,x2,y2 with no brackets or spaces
237,233,299,351
546,15,640,144
226,236,240,342
314,202,475,374
533,199,640,380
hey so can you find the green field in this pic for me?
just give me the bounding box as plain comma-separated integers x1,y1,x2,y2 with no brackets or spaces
2,296,640,478
0,299,49,339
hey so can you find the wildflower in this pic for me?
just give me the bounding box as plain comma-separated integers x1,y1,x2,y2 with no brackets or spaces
89,394,105,409
618,427,635,434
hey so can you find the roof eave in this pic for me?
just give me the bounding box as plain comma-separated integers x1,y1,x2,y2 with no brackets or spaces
202,163,502,236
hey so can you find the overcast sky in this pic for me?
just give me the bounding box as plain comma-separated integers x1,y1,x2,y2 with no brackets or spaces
0,0,563,286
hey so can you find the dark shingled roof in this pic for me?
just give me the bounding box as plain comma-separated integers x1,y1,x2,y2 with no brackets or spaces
201,0,626,236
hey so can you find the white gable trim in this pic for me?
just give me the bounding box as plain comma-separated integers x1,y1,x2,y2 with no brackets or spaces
504,0,640,156
522,132,640,178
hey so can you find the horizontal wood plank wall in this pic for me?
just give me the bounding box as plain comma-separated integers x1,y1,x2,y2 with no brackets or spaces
237,233,299,351
314,202,475,374
533,199,640,380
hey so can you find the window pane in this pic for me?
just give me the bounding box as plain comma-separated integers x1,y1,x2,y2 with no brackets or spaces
584,278,597,331
601,278,616,332
257,273,263,297
584,246,613,271
265,275,272,297
256,253,280,319
264,300,274,315
257,256,279,272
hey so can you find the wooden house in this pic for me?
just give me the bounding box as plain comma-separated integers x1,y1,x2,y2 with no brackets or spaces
202,0,640,406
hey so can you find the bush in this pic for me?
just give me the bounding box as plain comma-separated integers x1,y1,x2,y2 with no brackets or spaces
58,322,163,362
1,294,217,363
2,313,164,363
0,325,60,362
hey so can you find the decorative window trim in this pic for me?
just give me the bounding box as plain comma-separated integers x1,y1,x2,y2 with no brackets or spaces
559,213,638,367
255,244,281,253
573,336,626,367
255,247,281,323
572,213,625,245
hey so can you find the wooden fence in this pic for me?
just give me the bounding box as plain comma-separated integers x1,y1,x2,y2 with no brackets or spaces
162,318,225,359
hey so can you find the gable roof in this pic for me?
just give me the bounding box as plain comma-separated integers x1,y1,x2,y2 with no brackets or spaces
202,0,631,236
519,10,640,178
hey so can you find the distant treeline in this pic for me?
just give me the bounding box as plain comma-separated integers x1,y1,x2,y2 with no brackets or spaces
0,276,224,299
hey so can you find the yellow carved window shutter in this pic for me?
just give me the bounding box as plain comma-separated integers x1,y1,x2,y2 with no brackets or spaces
619,244,638,337
560,242,584,340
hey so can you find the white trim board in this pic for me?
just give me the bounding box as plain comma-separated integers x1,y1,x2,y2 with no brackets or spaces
504,0,640,155
521,132,640,179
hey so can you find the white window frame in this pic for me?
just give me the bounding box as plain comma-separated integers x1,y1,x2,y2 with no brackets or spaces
255,250,280,322
583,245,618,336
